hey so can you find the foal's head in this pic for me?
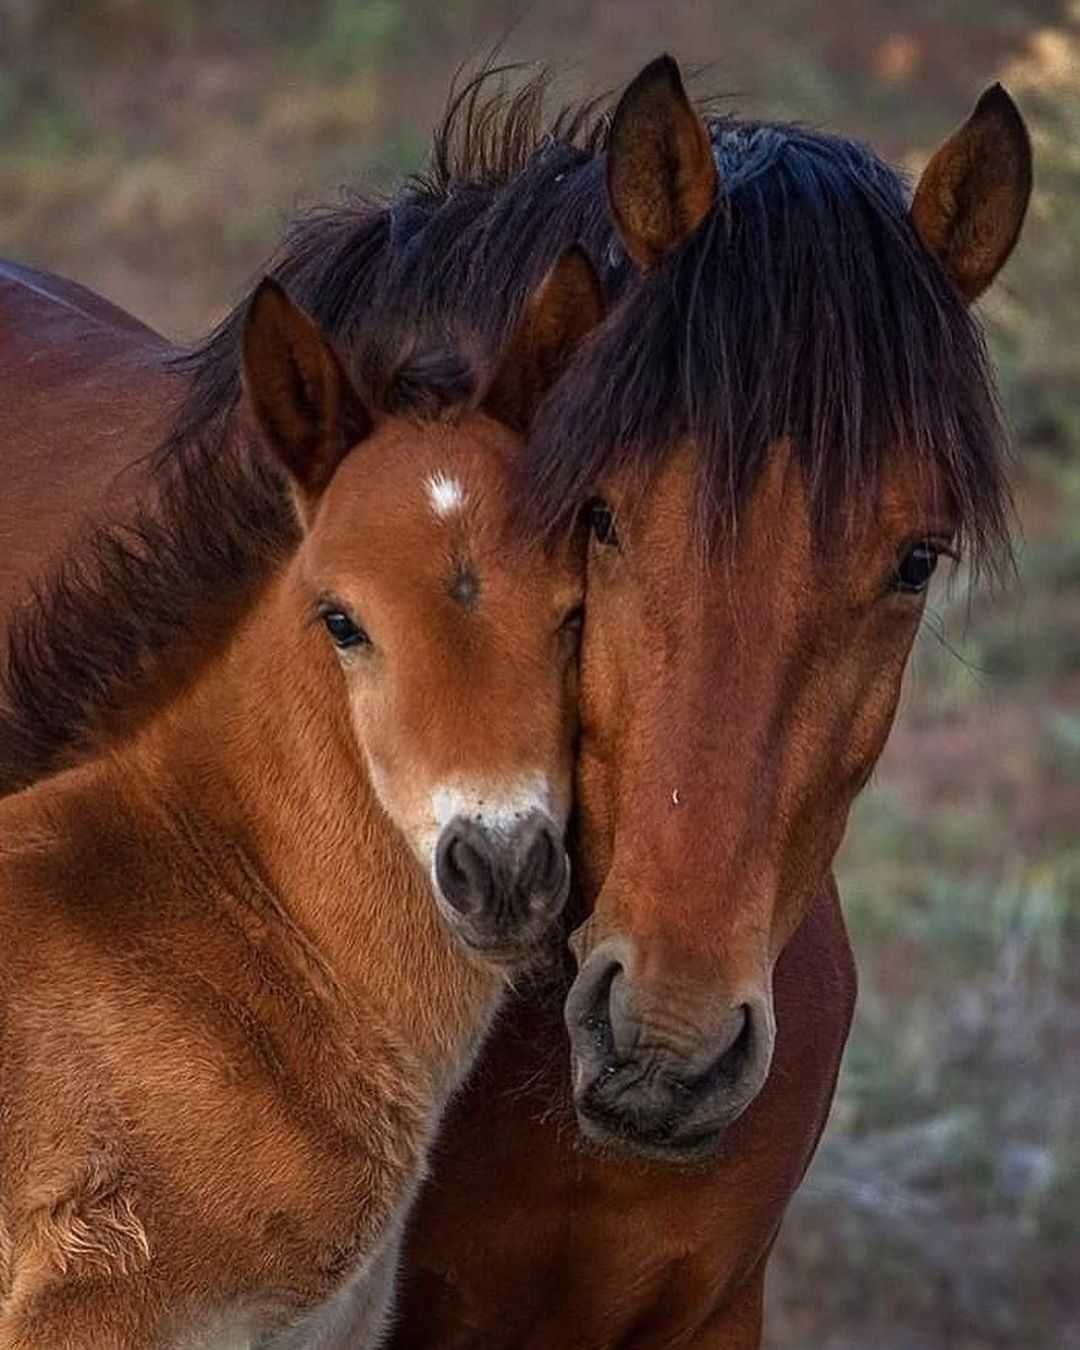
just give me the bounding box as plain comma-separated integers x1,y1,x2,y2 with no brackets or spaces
532,58,1031,1155
242,250,603,964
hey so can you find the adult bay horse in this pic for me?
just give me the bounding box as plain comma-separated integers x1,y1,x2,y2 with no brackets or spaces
0,55,1030,1349
391,60,1029,1348
0,256,600,1347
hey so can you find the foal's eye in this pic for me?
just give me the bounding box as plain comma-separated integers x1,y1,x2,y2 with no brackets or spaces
321,610,370,649
587,499,619,548
891,542,940,595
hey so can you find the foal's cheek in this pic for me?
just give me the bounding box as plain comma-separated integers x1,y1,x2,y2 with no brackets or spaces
355,736,398,821
357,741,441,872
345,685,419,837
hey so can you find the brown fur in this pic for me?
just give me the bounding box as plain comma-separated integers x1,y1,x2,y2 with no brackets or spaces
394,884,854,1349
549,65,1031,1168
0,274,594,1347
0,260,178,624
910,83,1032,301
0,259,849,1350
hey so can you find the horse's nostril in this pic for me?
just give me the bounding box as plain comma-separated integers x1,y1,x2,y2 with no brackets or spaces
518,821,567,908
566,958,777,1151
434,826,495,916
700,1004,753,1088
565,944,627,1063
718,1004,749,1060
435,813,567,944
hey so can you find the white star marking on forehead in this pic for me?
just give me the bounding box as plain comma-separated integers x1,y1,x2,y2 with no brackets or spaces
427,472,466,518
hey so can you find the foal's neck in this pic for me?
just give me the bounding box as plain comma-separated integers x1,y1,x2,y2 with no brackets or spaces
131,565,498,1080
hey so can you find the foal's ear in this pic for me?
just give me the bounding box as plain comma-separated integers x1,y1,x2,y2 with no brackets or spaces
910,84,1032,303
606,53,718,271
242,278,372,519
483,245,606,433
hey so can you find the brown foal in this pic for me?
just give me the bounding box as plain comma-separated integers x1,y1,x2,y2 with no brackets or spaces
0,256,601,1348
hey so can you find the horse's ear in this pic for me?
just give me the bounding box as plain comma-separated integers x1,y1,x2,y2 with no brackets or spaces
606,53,718,271
242,278,372,520
910,84,1032,303
483,245,606,433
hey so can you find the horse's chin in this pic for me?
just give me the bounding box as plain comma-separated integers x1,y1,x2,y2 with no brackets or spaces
572,1107,729,1168
447,926,563,979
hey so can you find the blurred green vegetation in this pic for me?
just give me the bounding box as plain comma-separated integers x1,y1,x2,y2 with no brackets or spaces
1,3,1077,1346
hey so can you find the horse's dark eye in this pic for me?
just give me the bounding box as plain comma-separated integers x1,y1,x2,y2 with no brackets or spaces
892,543,940,595
588,499,619,548
322,610,369,649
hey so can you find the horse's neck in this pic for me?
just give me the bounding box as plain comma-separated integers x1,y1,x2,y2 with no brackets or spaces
123,569,500,1085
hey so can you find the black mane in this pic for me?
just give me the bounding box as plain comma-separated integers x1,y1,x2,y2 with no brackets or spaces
159,67,618,467
526,121,1012,568
1,67,1014,790
164,66,1011,568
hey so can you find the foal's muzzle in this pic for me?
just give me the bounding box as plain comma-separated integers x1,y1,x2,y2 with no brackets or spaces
564,937,776,1160
433,812,569,964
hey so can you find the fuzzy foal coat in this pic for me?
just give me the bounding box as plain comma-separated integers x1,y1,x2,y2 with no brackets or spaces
0,271,518,1348
0,596,502,1348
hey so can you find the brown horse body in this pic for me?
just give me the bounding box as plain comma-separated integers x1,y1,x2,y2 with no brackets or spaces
0,692,467,1348
0,269,595,1347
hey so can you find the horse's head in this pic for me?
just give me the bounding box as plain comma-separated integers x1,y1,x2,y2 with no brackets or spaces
548,57,1031,1157
241,250,603,966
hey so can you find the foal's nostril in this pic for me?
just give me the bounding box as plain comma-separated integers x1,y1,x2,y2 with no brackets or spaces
517,819,568,911
434,813,568,940
434,827,495,916
521,827,554,894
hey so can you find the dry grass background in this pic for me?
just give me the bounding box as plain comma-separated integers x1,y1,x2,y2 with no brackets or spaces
1,2,1078,1345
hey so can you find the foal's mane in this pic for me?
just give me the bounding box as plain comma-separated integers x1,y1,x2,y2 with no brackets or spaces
1,66,1015,791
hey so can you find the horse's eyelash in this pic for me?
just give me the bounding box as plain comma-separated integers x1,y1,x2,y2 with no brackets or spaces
312,595,351,626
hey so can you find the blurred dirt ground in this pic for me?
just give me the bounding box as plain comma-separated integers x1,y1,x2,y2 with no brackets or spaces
2,3,1077,1345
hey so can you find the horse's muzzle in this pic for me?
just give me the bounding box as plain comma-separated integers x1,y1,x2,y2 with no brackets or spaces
563,937,775,1159
433,811,569,964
